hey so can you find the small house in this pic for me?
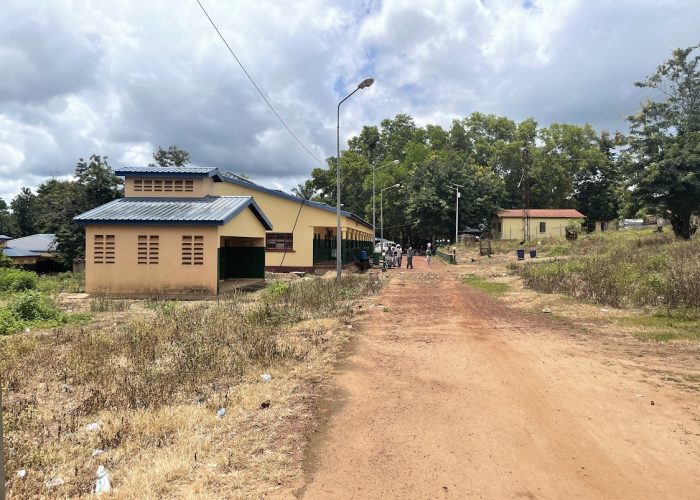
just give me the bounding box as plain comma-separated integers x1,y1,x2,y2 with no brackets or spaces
491,209,585,240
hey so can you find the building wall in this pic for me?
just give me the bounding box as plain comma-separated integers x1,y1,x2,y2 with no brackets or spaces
213,182,372,268
124,177,214,197
85,224,219,295
493,217,583,240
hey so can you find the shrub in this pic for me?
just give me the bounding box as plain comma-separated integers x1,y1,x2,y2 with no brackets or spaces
0,308,22,335
10,291,61,321
516,233,700,309
0,268,38,291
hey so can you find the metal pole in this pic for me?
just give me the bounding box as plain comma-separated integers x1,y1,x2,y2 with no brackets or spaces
380,187,388,250
336,101,342,281
372,168,376,241
455,187,459,247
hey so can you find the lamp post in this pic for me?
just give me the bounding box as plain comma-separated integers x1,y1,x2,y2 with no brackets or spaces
447,183,464,248
336,77,374,281
372,159,399,242
380,183,401,251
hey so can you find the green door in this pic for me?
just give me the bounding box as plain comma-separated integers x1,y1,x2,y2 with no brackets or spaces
218,247,265,279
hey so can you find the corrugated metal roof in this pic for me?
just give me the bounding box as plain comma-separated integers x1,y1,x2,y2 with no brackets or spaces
218,170,374,229
0,235,11,240
74,196,273,229
114,166,218,177
3,247,39,257
497,209,585,218
7,233,57,252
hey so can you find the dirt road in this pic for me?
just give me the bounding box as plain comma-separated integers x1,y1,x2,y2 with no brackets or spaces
300,257,700,499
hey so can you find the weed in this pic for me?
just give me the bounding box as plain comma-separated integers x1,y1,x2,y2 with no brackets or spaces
0,268,37,291
463,275,509,295
91,296,130,312
11,291,60,321
515,233,700,309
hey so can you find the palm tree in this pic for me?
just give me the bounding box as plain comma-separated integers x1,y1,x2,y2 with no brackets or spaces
292,181,317,200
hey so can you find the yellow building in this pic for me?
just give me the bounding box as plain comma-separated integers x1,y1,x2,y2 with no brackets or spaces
74,166,373,295
491,209,585,240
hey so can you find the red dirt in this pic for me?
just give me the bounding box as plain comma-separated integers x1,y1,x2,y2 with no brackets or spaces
299,256,700,499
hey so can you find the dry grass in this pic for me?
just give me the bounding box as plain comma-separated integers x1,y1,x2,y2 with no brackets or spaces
1,274,383,498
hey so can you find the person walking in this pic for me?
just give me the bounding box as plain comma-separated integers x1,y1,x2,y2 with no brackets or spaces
406,246,414,269
395,244,402,267
426,242,432,266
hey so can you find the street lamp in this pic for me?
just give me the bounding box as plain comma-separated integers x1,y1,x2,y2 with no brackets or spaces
336,77,374,281
372,159,399,241
380,183,401,251
447,183,464,248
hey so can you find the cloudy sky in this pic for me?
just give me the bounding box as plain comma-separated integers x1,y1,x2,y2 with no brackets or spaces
1,0,698,203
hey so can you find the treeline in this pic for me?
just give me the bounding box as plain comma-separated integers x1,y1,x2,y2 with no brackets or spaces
0,147,190,266
300,44,699,242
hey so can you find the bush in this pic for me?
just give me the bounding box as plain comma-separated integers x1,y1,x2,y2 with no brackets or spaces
0,308,22,335
0,268,38,291
515,234,700,309
10,291,61,321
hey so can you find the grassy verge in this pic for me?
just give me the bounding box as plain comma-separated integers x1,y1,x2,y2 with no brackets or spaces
462,275,509,295
512,232,700,309
1,273,382,497
615,312,700,342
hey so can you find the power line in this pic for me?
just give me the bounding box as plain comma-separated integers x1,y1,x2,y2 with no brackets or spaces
194,0,326,167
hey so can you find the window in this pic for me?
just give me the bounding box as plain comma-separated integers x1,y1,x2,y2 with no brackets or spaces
182,235,204,265
497,222,502,233
266,233,293,251
132,178,194,193
539,221,546,233
93,234,115,264
137,235,159,264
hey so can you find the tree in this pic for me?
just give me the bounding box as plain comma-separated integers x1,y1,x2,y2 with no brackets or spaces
10,188,37,237
574,132,622,229
626,44,700,238
54,155,123,265
292,180,318,200
0,198,14,236
150,145,191,168
75,155,123,208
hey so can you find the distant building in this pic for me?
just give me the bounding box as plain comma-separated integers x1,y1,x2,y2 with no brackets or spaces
594,219,619,232
2,233,61,271
491,209,585,240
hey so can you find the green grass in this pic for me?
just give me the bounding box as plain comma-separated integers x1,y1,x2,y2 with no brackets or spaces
462,275,509,295
617,312,700,342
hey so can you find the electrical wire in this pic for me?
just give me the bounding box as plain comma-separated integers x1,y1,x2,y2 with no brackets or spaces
194,0,326,167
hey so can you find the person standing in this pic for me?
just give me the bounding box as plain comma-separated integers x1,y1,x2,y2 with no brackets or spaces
395,244,402,267
406,246,414,269
426,242,432,266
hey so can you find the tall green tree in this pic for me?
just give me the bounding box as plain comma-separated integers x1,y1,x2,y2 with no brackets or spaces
626,44,700,238
10,187,38,237
75,155,123,208
150,145,191,168
0,198,14,236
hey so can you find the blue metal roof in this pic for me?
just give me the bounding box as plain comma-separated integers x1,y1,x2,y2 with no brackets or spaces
114,166,219,177
74,196,273,229
217,171,373,229
3,247,39,258
6,233,57,252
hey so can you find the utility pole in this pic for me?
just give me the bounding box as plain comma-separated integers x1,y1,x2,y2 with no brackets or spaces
520,146,531,243
372,159,399,241
448,183,464,248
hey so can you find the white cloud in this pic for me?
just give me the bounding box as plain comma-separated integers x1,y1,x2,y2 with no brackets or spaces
1,0,699,202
